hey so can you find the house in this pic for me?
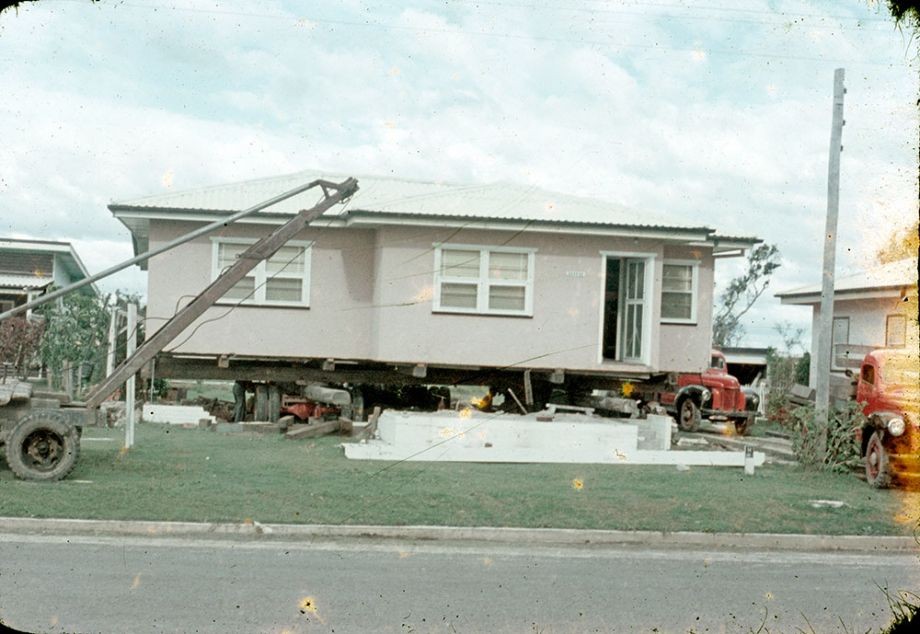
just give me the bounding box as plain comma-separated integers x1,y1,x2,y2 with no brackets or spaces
776,257,919,388
110,171,759,389
0,238,95,316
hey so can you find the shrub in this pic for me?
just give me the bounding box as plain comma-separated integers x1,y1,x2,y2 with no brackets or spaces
0,316,45,379
788,400,865,472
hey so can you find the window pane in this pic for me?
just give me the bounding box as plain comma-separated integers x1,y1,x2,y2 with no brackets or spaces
488,285,526,311
266,277,303,302
832,318,849,344
267,246,304,275
441,250,481,278
625,303,643,358
223,276,255,301
886,315,906,347
627,261,644,299
661,292,692,320
662,264,692,292
217,242,249,270
440,282,478,309
489,252,528,280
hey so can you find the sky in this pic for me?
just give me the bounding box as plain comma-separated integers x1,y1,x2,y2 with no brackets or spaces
0,0,917,350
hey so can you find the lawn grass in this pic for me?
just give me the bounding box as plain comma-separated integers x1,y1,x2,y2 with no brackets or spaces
1,424,917,535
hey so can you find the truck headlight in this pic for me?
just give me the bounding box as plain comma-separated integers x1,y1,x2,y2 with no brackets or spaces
887,417,906,437
701,388,711,403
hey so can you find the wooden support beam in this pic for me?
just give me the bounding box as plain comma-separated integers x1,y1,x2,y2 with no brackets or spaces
549,368,565,384
285,419,340,440
322,358,336,372
217,354,230,369
523,369,534,407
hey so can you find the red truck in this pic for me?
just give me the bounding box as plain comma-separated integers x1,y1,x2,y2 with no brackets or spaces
657,350,758,435
853,349,920,488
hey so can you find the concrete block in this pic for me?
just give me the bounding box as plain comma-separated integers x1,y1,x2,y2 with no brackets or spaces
143,403,216,425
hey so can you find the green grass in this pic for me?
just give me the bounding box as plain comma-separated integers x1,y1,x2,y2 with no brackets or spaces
1,424,917,535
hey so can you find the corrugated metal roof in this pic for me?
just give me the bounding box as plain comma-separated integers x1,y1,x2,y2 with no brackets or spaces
110,170,710,231
0,274,53,290
777,258,918,298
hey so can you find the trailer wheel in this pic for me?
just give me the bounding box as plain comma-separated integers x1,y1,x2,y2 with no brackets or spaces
4,413,80,482
677,398,701,432
864,431,892,489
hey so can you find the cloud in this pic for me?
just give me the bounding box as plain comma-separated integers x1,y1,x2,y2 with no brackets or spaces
0,0,915,349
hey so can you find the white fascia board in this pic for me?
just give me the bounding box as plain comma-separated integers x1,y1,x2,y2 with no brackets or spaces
350,215,710,241
778,288,905,305
0,240,72,253
111,209,711,242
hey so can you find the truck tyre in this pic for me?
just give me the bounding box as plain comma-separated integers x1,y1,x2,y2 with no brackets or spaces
864,431,892,489
734,416,753,436
4,412,80,482
677,398,701,432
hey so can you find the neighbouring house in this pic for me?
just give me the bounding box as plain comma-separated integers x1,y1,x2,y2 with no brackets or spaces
0,238,95,316
110,171,760,389
776,257,919,389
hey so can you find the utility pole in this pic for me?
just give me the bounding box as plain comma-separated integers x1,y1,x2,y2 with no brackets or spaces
125,302,137,449
814,68,846,462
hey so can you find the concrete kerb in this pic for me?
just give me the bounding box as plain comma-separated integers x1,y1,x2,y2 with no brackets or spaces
0,517,917,553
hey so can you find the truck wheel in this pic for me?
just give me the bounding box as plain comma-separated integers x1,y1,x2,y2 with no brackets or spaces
4,413,80,482
677,398,701,432
864,431,892,489
734,416,753,436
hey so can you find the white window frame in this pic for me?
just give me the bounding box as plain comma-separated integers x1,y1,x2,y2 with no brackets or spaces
432,244,536,317
660,259,699,324
210,238,312,308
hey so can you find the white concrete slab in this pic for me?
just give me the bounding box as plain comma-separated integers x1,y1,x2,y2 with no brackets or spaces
142,403,215,425
343,411,763,467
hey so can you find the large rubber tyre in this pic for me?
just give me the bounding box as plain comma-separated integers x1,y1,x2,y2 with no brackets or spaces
864,431,892,489
677,398,701,432
734,416,753,436
4,412,80,482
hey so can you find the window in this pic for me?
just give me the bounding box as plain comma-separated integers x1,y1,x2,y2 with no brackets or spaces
861,363,875,386
434,245,535,316
886,314,906,347
211,239,311,307
660,261,698,323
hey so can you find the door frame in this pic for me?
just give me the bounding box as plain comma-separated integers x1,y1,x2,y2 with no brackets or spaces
597,250,656,366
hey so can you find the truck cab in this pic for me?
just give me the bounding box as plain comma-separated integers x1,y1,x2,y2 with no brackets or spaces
854,349,920,488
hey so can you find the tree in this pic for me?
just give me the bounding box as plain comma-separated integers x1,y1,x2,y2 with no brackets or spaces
0,317,45,379
36,292,110,393
884,1,920,32
712,244,781,347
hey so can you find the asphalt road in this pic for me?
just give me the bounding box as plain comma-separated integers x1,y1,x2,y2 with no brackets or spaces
1,533,917,633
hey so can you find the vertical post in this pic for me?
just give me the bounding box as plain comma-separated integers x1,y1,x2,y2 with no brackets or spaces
125,303,138,449
523,369,534,408
105,304,119,378
744,446,755,475
814,68,846,463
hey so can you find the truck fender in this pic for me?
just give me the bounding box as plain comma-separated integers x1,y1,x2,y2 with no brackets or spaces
859,412,902,456
675,385,709,409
